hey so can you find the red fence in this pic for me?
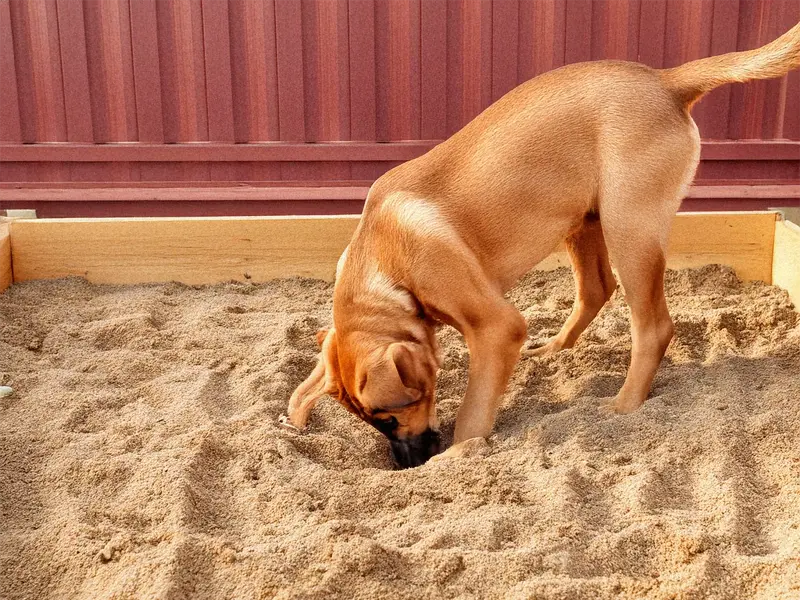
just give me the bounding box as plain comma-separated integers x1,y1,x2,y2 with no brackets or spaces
1,0,799,217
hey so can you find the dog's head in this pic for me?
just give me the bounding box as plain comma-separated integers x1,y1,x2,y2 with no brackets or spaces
290,326,442,468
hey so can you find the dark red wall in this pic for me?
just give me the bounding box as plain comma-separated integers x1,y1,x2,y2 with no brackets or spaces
1,0,798,217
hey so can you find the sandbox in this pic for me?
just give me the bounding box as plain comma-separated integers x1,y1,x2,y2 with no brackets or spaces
1,212,799,599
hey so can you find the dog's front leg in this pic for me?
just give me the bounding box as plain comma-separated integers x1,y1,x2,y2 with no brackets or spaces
455,308,528,442
430,303,527,462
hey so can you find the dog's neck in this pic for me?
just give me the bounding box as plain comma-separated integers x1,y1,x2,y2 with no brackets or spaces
334,247,433,343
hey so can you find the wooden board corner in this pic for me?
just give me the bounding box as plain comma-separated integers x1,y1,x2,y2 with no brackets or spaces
0,219,11,293
772,218,800,310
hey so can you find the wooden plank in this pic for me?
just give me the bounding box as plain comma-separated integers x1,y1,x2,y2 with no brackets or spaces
1,140,796,163
699,140,800,160
26,0,67,141
301,0,320,141
98,0,131,142
1,200,366,219
699,0,740,139
460,0,483,122
0,184,796,203
685,185,800,199
227,0,280,143
0,141,439,162
201,0,234,142
0,0,23,141
153,0,180,142
274,0,305,141
0,179,375,190
8,212,779,287
535,212,778,284
407,0,422,141
55,0,93,142
347,0,376,141
373,0,390,141
0,219,11,292
564,0,592,64
315,0,350,141
491,0,518,101
129,0,164,142
0,186,371,202
83,0,112,142
8,0,37,142
170,0,205,141
665,211,777,282
10,216,359,285
445,0,464,137
420,0,447,140
772,218,800,308
385,0,416,140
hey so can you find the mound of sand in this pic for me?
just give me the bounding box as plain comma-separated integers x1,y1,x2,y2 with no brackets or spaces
1,265,799,599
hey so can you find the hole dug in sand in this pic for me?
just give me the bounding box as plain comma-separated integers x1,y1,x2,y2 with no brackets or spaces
1,266,799,599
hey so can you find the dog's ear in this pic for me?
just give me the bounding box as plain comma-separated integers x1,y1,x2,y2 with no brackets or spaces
387,342,432,403
285,328,339,429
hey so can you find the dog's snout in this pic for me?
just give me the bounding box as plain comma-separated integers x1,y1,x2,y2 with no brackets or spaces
389,428,442,469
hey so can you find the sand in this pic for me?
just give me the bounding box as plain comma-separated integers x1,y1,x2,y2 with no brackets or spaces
1,265,799,600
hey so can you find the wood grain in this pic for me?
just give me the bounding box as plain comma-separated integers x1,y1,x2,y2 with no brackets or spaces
10,216,359,285
1,184,793,203
0,219,11,292
536,212,778,284
1,140,796,162
0,0,22,142
772,218,800,308
0,186,371,202
8,212,779,287
664,212,777,282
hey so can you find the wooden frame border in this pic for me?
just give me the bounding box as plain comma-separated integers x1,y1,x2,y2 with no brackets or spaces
9,215,359,285
7,212,779,288
772,218,800,308
0,219,11,293
533,212,777,284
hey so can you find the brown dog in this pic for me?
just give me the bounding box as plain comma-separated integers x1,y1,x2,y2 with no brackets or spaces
281,23,800,468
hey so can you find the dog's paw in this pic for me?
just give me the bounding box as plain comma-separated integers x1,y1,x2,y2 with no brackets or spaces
599,395,644,417
427,437,490,464
278,414,303,433
521,337,562,358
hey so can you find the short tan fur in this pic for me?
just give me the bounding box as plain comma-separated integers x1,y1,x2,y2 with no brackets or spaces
285,22,800,467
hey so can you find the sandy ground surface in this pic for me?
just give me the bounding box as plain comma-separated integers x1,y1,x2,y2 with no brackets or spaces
1,265,799,600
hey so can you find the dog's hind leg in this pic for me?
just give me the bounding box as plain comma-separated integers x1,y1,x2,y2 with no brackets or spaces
524,217,616,357
596,117,699,413
599,186,684,413
603,221,674,413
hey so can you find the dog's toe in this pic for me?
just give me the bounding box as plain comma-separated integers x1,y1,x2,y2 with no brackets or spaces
278,414,302,433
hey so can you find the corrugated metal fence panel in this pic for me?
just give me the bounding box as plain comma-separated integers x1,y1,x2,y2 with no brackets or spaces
2,0,799,146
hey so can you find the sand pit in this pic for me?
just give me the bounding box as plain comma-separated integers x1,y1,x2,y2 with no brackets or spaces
1,265,799,599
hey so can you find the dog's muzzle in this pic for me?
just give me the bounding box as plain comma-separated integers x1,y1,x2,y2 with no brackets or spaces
389,428,442,469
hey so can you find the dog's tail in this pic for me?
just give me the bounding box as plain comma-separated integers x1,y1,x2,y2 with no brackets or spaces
662,21,800,107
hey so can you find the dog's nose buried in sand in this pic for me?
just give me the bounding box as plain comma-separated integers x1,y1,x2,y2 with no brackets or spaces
280,22,800,469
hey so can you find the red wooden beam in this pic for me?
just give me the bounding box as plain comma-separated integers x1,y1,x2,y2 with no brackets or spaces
0,185,371,202
0,140,797,162
1,184,797,204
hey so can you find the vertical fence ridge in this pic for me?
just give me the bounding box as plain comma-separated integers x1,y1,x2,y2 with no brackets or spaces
0,0,23,142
